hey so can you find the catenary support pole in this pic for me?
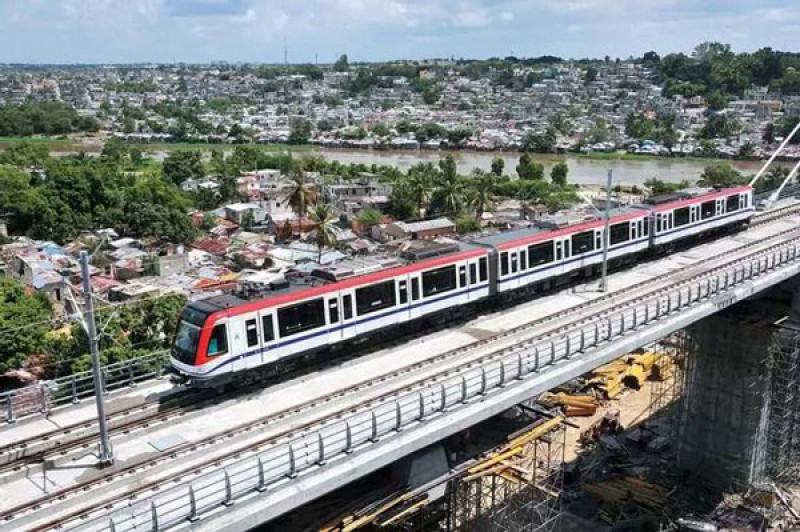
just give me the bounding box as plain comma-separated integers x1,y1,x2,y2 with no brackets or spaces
600,168,612,292
80,251,114,466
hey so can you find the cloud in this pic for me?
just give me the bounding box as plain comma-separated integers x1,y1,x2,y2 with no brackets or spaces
453,8,491,28
165,0,250,17
0,0,797,63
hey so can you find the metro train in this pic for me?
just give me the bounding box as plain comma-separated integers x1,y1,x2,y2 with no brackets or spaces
171,185,754,387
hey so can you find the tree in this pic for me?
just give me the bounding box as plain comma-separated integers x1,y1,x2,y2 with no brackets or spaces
516,153,544,180
309,205,337,263
776,116,800,144
490,157,504,176
431,170,465,216
403,163,436,218
521,129,557,153
162,150,205,185
584,66,598,83
761,166,790,191
241,210,256,231
697,163,747,187
371,122,390,137
455,214,480,234
284,168,317,236
644,178,689,195
439,154,457,181
642,51,660,66
763,122,776,145
334,54,350,72
705,90,728,111
288,118,312,145
466,169,496,217
737,141,755,158
0,278,51,374
357,208,382,228
700,113,741,139
550,161,569,187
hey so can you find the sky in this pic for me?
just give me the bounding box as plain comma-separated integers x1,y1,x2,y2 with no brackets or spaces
0,0,798,64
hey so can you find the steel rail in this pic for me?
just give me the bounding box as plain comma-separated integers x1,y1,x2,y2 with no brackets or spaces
16,214,800,532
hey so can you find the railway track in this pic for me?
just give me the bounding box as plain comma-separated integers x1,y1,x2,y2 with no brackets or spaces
0,390,212,479
5,206,800,530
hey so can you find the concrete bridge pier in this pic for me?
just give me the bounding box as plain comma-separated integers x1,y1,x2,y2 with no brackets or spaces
674,282,800,489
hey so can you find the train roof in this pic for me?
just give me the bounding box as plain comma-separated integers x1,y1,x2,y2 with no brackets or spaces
474,207,647,251
191,240,489,319
638,185,751,212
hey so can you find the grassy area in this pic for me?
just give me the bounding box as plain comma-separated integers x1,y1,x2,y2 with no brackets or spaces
573,150,726,165
0,136,316,154
130,142,315,153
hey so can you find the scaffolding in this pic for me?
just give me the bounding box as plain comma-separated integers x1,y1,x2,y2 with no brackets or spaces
443,413,566,532
766,326,800,484
648,331,690,444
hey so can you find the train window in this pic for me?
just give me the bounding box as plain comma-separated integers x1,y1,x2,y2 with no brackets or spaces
399,280,408,304
726,194,740,213
528,241,554,267
356,280,397,315
262,315,274,342
571,231,594,255
278,299,326,338
469,263,477,284
245,319,259,347
500,252,509,276
510,253,518,274
343,294,353,320
328,299,339,324
519,249,527,270
208,324,228,356
701,200,715,219
459,265,467,287
610,222,630,245
422,265,457,297
674,207,690,227
411,278,420,300
478,257,488,282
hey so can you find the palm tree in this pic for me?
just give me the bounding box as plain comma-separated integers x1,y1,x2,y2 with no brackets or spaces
284,167,317,237
405,165,434,218
434,171,465,216
309,204,337,263
467,169,496,218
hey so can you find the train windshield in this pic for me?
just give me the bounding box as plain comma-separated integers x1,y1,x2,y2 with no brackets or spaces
173,320,201,365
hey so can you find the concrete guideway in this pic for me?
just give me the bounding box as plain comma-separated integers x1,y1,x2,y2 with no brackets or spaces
10,209,797,531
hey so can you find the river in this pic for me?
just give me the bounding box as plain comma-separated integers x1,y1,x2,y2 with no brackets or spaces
139,146,770,186
311,148,767,186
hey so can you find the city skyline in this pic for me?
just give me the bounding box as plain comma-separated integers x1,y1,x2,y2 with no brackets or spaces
0,0,798,64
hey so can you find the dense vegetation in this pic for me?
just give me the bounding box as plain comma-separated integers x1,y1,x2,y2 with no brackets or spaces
0,101,100,136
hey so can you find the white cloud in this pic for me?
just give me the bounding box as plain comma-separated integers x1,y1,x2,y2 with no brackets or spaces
499,11,514,21
453,8,491,28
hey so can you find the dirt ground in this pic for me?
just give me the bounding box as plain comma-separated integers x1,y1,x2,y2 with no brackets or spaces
563,380,660,462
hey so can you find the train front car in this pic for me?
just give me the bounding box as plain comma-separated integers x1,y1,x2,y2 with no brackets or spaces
170,298,226,386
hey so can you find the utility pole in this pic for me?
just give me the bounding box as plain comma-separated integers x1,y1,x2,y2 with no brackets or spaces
80,251,114,466
600,169,612,292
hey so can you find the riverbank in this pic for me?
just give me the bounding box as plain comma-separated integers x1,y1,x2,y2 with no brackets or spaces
0,135,780,186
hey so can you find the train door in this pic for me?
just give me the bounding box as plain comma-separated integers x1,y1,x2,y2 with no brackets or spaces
408,273,423,320
716,198,724,217
631,220,639,241
690,205,699,225
227,315,251,372
397,278,410,322
340,291,356,341
326,295,342,343
258,311,276,364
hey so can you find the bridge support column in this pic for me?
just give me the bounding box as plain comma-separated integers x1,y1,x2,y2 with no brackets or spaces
677,304,772,489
